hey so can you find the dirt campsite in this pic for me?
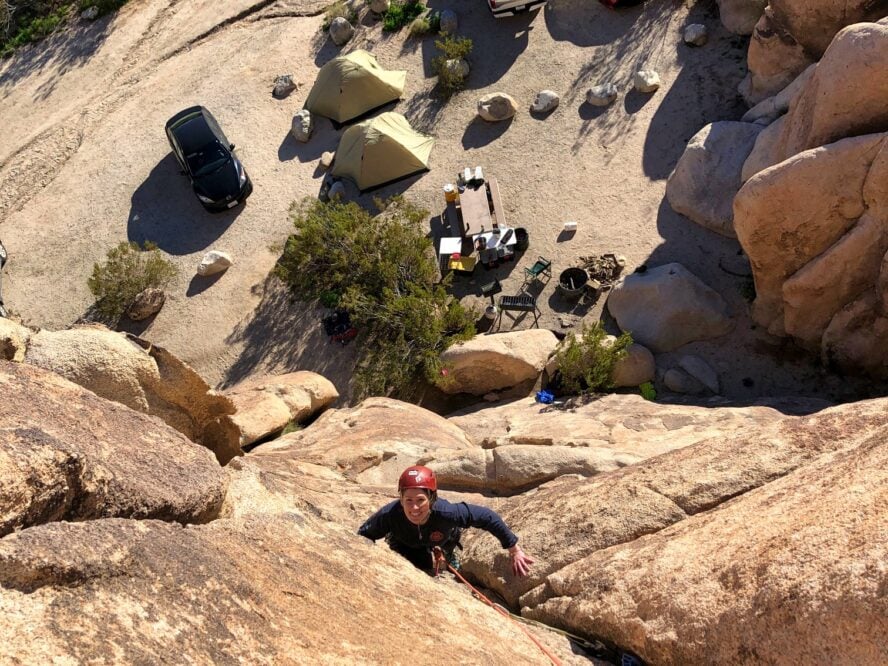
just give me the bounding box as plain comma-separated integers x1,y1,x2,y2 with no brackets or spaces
0,0,878,404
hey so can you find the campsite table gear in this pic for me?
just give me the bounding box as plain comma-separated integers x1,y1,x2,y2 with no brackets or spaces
449,256,477,273
459,184,493,236
438,237,463,272
443,183,458,203
473,226,516,254
557,267,588,302
514,227,529,251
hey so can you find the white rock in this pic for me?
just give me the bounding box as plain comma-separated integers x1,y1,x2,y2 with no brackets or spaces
329,17,354,46
678,354,720,393
477,92,518,122
684,24,708,46
634,70,661,93
291,109,313,143
197,251,233,276
320,151,335,170
531,90,560,113
439,9,458,33
664,367,707,394
586,83,618,107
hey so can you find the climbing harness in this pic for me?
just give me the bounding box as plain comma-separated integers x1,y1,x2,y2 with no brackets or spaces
432,547,563,666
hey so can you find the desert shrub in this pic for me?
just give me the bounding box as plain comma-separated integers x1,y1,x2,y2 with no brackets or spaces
382,0,424,32
87,241,177,321
323,0,356,29
1,1,130,57
408,15,430,37
554,323,632,395
431,33,472,94
276,197,476,399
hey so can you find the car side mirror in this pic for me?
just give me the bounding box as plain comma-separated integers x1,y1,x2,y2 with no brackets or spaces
230,143,235,150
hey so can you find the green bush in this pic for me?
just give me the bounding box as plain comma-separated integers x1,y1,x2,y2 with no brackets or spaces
554,323,632,395
87,241,177,321
408,16,430,37
431,33,473,94
1,1,130,57
276,197,476,399
382,1,425,32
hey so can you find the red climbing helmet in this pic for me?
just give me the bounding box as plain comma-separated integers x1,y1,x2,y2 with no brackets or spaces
398,465,437,493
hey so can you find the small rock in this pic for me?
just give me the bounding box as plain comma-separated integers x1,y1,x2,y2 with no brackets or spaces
586,83,618,107
664,367,707,394
126,288,165,321
328,181,346,201
683,23,708,46
678,354,719,393
197,251,233,277
369,0,390,13
634,70,661,93
291,109,313,143
531,90,560,114
81,6,100,20
329,17,354,46
443,58,470,79
439,9,458,33
477,92,518,122
272,75,298,99
319,151,335,170
611,342,656,387
559,316,576,329
483,392,500,402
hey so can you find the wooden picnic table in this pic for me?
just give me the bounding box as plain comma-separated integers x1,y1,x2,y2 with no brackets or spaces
459,183,492,236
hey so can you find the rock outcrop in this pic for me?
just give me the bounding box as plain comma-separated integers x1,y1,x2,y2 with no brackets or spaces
0,362,226,537
716,0,767,35
741,5,888,104
250,397,476,486
666,121,763,237
439,329,559,395
607,264,734,352
15,325,239,463
223,371,338,447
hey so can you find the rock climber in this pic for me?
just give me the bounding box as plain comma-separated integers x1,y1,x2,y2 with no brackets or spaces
358,465,534,577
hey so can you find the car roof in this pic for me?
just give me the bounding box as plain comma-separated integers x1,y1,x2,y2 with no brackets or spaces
166,106,220,154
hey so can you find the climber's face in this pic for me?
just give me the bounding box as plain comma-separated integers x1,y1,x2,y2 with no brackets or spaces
400,489,432,525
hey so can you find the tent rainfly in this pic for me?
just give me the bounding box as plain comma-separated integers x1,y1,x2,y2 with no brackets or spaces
304,50,407,124
331,112,434,191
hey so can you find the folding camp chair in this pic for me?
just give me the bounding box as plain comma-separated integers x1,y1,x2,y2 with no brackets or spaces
523,256,552,284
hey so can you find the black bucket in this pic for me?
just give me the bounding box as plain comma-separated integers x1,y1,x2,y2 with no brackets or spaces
558,267,588,302
514,227,529,251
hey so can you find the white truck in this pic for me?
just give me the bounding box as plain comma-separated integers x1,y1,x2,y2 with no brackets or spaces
487,0,548,18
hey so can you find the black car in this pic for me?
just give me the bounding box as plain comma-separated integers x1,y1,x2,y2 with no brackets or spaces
165,106,253,212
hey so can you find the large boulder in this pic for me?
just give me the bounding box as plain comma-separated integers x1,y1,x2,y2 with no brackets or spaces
22,326,238,463
743,21,888,179
428,445,642,495
666,121,764,237
462,395,887,616
610,342,655,387
328,16,354,46
516,414,888,664
448,393,799,456
607,264,734,352
223,371,339,448
439,330,560,395
249,397,476,486
740,64,814,127
0,514,578,664
734,133,888,346
477,93,518,122
716,0,767,35
0,362,226,537
741,5,888,104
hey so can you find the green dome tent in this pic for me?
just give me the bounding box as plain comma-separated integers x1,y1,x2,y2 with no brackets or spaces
331,112,434,191
304,50,407,124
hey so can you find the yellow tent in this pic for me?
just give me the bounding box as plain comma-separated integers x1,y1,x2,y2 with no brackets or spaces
304,50,407,124
331,112,434,191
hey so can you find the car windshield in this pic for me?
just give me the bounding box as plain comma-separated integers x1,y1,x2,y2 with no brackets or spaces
186,142,230,177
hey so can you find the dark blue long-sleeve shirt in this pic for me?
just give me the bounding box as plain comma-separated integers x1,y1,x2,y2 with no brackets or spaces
358,498,518,551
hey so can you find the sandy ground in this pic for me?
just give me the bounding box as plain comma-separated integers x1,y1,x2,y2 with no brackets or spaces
1,0,883,406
